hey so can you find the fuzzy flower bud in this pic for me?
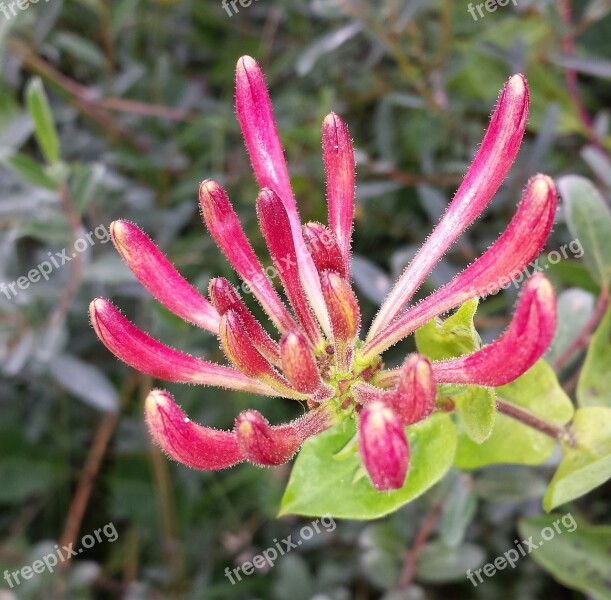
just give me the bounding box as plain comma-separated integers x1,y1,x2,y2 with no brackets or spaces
391,354,436,425
302,222,346,278
359,401,409,491
320,270,360,343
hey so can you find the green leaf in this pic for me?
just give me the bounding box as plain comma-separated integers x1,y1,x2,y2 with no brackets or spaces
577,307,611,408
455,361,573,469
415,298,481,360
453,386,496,444
543,407,611,511
440,473,477,548
518,515,611,600
558,175,611,286
547,288,595,366
280,413,457,519
25,77,60,164
416,542,485,583
0,150,59,190
0,458,65,503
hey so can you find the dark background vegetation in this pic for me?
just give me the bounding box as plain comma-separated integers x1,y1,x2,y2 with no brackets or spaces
0,0,609,598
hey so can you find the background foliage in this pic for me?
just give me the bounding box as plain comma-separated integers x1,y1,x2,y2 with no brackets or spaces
0,0,610,598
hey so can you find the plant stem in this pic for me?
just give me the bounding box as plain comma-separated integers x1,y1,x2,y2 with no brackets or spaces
398,502,444,590
496,398,571,444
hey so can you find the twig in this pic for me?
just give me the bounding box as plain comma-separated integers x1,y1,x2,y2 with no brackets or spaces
398,502,444,589
46,183,84,332
554,288,609,371
58,376,137,568
58,412,119,568
557,0,610,157
496,398,572,445
366,159,463,186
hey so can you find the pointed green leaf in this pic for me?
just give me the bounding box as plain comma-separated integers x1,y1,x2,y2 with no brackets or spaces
543,407,611,511
25,77,60,164
415,298,481,360
577,307,611,408
558,175,611,286
455,361,573,469
280,413,457,519
453,386,496,444
0,150,59,190
518,515,611,600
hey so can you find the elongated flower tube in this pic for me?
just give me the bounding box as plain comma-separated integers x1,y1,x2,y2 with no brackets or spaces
200,179,297,334
91,56,560,492
302,222,346,278
367,74,530,340
359,401,410,491
432,275,556,387
219,309,305,399
322,112,355,276
111,220,220,333
90,298,277,396
362,174,557,360
145,390,243,470
209,277,281,365
257,188,322,345
236,56,332,338
235,408,332,466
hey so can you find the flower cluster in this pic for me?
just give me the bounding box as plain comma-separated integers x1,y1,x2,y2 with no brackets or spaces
90,56,557,491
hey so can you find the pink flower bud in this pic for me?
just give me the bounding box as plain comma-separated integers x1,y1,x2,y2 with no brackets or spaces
433,274,557,386
320,270,360,343
199,179,297,334
280,330,323,394
303,222,346,278
359,401,410,491
89,298,276,396
219,309,305,399
391,354,436,425
111,220,219,333
256,188,322,345
368,74,530,339
209,277,280,365
145,389,243,470
235,408,332,466
322,112,355,276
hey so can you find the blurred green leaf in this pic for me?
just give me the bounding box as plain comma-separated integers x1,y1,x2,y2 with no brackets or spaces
577,307,611,408
0,150,59,190
280,414,457,519
518,515,611,600
544,407,611,511
25,77,60,164
547,288,595,366
440,474,477,548
416,542,485,583
48,354,119,412
558,175,611,287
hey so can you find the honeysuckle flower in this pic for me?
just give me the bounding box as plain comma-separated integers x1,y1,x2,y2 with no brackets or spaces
91,56,559,492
